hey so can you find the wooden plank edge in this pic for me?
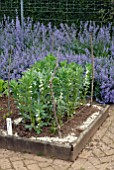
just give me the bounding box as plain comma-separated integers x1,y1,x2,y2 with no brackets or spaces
70,105,110,161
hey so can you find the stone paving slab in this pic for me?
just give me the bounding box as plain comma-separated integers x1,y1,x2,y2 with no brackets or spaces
0,105,114,170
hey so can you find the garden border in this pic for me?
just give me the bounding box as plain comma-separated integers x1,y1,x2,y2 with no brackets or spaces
0,105,110,161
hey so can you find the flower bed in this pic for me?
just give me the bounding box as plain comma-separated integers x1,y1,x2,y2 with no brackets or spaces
0,95,109,161
0,18,113,160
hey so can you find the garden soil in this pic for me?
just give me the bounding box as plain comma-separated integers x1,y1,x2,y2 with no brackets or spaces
0,96,99,138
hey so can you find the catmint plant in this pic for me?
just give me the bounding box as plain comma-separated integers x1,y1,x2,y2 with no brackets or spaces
0,17,114,106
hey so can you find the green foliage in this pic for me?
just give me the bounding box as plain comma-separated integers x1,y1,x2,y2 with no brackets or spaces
10,55,92,134
0,79,9,97
3,111,12,120
72,37,111,58
98,0,114,23
57,61,84,116
0,79,4,96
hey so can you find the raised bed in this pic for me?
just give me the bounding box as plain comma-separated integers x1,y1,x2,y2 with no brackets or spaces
0,105,110,161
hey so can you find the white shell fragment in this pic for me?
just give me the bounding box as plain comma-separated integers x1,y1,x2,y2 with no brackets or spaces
92,104,103,110
0,129,7,136
77,111,100,131
13,117,23,125
30,133,78,145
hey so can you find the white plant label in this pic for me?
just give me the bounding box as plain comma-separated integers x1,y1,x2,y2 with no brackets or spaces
6,118,13,135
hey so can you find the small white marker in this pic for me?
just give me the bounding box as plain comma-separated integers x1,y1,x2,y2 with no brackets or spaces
6,118,13,136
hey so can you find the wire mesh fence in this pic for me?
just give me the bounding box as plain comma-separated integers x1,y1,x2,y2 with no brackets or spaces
0,0,114,25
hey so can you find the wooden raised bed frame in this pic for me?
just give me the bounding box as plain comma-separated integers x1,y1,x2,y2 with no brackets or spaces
0,105,110,161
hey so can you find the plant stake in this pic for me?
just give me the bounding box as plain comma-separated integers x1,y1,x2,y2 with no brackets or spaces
90,30,94,105
49,49,62,138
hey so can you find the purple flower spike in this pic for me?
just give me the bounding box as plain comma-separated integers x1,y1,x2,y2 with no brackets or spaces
89,26,94,34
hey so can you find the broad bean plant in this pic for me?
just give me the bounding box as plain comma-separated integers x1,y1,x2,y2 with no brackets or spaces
10,55,91,134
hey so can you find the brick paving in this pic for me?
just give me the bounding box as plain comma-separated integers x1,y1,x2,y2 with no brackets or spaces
0,105,114,170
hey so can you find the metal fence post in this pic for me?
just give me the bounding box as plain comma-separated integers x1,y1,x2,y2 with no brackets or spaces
21,0,24,29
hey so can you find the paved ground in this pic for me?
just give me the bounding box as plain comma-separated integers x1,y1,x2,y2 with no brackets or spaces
0,105,114,170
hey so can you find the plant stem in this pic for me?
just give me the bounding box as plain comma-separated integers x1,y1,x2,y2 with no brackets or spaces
8,48,12,114
90,33,94,105
51,33,54,52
